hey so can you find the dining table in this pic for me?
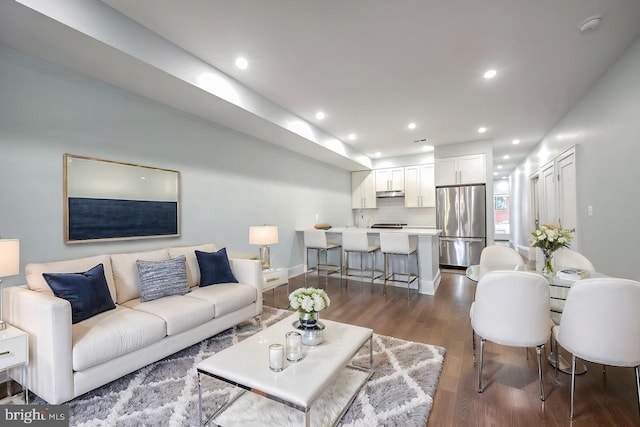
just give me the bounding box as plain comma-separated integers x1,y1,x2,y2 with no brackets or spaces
465,264,605,375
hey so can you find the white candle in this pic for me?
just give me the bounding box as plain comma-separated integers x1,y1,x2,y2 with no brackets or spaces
269,344,284,372
286,331,303,362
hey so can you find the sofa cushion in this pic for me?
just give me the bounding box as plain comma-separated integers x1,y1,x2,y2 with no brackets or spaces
43,263,116,324
186,283,257,317
72,305,167,371
111,249,170,304
137,256,190,302
167,243,217,287
122,295,215,335
25,255,117,302
196,248,238,286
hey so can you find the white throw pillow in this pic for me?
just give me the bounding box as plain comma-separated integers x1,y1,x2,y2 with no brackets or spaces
168,243,217,287
111,249,169,304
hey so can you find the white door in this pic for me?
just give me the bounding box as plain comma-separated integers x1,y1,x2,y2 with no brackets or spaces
530,173,540,230
435,158,457,186
541,161,556,225
557,149,577,248
404,166,420,207
458,154,486,184
419,164,436,207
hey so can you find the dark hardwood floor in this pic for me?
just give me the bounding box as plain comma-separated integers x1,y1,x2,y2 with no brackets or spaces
263,270,640,427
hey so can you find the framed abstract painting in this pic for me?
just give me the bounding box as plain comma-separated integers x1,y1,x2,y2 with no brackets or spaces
64,153,180,243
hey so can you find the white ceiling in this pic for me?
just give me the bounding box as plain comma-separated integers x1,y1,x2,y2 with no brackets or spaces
3,0,640,175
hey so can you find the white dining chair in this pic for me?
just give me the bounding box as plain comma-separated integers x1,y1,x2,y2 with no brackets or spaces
303,230,342,283
379,233,419,299
553,278,640,420
553,248,595,272
471,270,551,400
478,245,524,277
342,230,381,291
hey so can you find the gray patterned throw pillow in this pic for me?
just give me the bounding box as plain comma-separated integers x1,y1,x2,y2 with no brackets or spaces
136,255,190,302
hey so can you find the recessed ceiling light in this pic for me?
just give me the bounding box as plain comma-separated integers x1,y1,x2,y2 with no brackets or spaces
493,172,498,176
348,133,357,141
374,152,381,158
315,111,325,120
502,176,508,180
408,122,416,130
497,165,503,169
483,69,498,79
422,145,432,151
503,155,510,160
512,139,520,145
235,57,248,70
478,127,487,133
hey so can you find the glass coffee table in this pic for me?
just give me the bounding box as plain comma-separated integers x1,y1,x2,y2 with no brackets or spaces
196,313,374,427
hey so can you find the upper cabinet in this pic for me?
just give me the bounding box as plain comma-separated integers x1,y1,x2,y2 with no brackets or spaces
375,168,404,192
351,171,376,209
405,164,435,208
435,154,486,186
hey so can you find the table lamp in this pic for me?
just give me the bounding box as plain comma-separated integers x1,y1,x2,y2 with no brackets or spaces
249,226,279,270
0,239,20,330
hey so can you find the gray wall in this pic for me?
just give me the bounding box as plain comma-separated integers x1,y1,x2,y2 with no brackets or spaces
0,45,352,285
511,37,640,280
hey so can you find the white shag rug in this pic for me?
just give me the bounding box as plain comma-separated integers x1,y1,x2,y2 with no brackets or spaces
32,307,446,427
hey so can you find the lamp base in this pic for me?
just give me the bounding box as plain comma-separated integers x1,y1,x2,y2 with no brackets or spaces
259,246,271,270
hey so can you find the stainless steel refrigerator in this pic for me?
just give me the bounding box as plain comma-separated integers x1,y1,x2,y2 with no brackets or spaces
436,184,486,267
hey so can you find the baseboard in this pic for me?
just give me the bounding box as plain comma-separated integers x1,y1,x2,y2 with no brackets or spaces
288,264,305,278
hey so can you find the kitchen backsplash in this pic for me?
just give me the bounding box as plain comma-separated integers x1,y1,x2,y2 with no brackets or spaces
353,197,436,227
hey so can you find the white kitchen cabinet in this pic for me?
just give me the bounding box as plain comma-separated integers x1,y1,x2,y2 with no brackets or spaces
375,168,404,192
405,164,435,208
435,154,486,186
351,171,376,209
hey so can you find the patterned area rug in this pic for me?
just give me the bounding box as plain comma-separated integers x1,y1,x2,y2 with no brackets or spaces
38,307,446,426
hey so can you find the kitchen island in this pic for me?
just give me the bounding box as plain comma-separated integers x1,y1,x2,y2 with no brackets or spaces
299,227,442,295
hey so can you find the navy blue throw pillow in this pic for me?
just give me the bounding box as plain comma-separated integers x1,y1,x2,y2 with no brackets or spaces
43,263,116,324
196,248,238,286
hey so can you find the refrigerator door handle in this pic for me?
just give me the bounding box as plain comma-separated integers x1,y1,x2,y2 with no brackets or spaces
440,237,484,242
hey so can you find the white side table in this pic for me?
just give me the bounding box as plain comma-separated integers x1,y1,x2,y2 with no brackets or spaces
0,325,29,404
262,268,289,300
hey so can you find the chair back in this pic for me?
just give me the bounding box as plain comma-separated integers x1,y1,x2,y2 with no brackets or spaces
304,230,328,249
553,248,595,271
342,230,369,252
558,278,640,367
472,271,550,347
479,245,524,276
380,233,413,254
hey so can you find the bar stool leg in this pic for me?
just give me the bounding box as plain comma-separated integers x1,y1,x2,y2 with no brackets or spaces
383,253,388,296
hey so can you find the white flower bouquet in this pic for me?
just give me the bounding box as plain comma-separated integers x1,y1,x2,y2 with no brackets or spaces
288,287,330,314
529,224,572,273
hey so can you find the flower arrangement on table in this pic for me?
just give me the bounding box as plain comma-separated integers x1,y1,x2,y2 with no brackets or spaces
529,224,572,274
288,288,331,345
288,287,330,315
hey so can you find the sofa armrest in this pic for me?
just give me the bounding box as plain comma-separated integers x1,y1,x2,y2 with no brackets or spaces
3,286,74,404
229,258,263,315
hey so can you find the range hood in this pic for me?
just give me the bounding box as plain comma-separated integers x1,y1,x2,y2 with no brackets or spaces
376,190,405,198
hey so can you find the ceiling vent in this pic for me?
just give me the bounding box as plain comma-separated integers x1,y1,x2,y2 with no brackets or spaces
413,138,429,143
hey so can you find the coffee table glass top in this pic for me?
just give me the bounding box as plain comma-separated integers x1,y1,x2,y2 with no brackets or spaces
197,313,373,409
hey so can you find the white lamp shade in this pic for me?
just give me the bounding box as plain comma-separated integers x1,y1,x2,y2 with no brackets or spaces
0,239,20,277
249,226,279,245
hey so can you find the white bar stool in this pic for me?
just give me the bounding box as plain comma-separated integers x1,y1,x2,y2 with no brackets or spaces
342,230,381,290
379,233,419,299
303,230,342,283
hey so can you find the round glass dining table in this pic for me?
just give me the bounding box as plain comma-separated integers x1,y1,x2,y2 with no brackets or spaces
465,264,602,375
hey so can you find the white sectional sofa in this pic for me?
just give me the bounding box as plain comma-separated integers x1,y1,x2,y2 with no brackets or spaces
2,243,263,404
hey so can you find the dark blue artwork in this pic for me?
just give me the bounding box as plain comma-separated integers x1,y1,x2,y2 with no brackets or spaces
68,197,178,241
